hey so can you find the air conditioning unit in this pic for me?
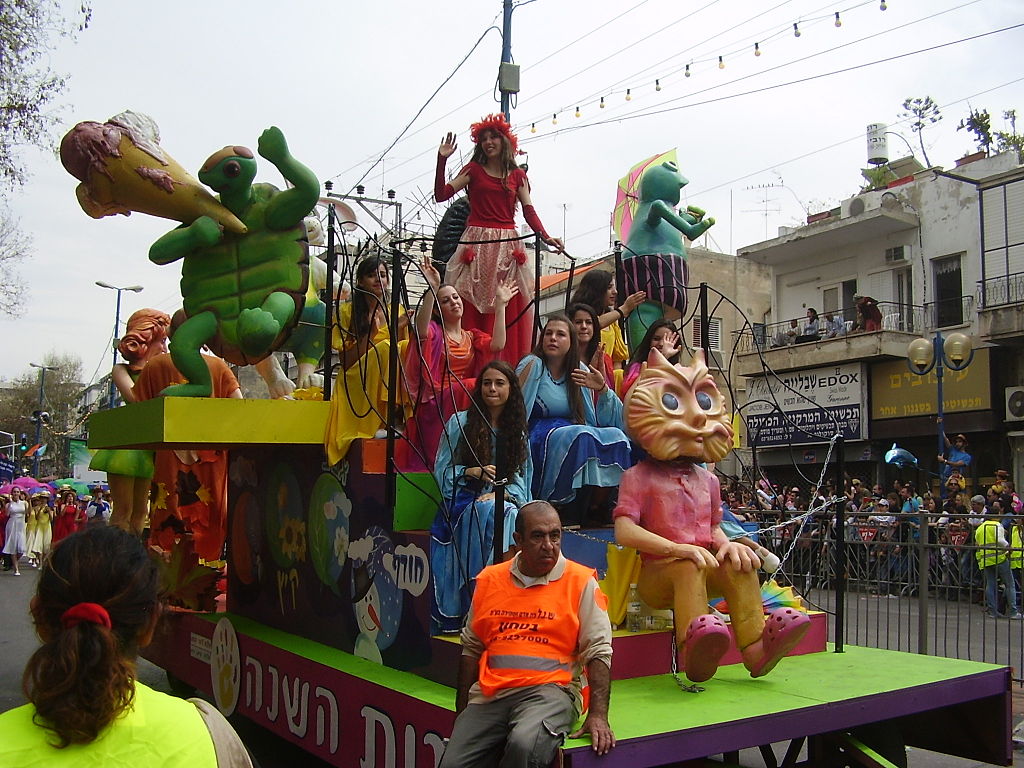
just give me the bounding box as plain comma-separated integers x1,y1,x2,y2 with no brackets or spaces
1007,387,1024,421
885,244,911,264
841,194,882,218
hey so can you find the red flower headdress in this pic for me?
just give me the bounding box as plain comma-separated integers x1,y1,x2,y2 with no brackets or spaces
470,113,519,156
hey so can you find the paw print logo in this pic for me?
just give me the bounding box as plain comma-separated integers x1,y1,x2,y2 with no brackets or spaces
210,618,240,715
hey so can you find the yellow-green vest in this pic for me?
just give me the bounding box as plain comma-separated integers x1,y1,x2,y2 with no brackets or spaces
975,519,1007,568
0,682,217,767
1011,526,1024,569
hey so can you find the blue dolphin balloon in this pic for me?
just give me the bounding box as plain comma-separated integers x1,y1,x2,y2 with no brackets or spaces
885,443,918,468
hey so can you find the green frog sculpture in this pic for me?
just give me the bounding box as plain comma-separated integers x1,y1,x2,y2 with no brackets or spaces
149,127,320,396
622,161,715,343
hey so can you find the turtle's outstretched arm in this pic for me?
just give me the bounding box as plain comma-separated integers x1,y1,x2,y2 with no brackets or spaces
646,200,715,241
257,127,320,230
150,216,223,266
162,312,216,397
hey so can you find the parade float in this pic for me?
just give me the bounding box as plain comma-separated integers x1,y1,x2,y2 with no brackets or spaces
70,112,1011,768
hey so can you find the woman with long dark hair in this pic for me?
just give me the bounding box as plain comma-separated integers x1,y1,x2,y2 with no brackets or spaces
516,314,630,523
569,269,645,366
431,361,531,632
435,114,562,364
325,255,410,465
567,302,615,395
621,318,681,395
0,526,251,765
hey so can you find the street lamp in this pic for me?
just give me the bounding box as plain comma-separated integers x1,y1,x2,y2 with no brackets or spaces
905,330,973,654
96,281,143,408
28,362,58,479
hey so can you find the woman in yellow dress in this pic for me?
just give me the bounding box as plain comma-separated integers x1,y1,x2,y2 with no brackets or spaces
26,490,52,567
325,256,409,465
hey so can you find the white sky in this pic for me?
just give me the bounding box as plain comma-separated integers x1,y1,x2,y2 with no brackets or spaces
2,0,1022,388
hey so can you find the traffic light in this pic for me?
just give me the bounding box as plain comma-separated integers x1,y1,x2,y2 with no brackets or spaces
19,434,27,452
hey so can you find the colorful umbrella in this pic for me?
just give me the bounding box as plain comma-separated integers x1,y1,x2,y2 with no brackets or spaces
710,579,806,614
0,483,13,495
612,148,678,243
13,476,40,489
51,478,92,496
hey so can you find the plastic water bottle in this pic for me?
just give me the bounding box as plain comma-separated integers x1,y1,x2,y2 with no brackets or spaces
627,583,642,632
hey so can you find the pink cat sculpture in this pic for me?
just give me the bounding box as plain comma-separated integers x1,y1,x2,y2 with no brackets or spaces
613,349,809,682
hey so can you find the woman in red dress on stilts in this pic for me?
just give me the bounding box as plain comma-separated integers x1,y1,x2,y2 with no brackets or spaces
434,114,563,365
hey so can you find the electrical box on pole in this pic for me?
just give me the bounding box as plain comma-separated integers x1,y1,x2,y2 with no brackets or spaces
498,62,520,95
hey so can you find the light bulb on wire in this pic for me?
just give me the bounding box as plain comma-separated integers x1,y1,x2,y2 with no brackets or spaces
530,123,536,134
655,79,662,92
575,106,581,118
880,0,887,9
685,63,691,77
551,113,557,125
793,22,801,37
718,55,725,69
600,96,605,108
754,42,761,56
625,89,631,101
834,11,842,26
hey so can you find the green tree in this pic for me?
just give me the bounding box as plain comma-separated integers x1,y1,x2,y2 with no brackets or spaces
900,96,942,168
0,1,91,315
0,352,85,478
957,106,992,156
1,0,92,187
995,109,1024,162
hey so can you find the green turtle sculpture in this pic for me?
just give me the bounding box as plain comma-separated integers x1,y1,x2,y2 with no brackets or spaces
149,127,320,396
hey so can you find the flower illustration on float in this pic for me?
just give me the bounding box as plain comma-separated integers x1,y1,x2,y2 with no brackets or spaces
307,473,351,593
334,527,349,564
279,517,307,561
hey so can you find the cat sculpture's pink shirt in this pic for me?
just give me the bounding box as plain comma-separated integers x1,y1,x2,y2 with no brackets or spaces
613,460,722,561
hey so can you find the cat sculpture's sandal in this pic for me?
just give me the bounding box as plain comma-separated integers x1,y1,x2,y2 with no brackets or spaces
683,614,732,683
747,607,811,678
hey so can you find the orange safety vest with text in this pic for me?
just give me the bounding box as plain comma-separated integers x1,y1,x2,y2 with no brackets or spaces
472,559,596,698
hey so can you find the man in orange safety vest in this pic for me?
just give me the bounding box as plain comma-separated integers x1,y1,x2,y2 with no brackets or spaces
439,501,615,766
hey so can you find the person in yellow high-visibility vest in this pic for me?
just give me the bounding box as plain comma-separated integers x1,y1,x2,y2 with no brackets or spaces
974,499,1021,619
1008,505,1024,601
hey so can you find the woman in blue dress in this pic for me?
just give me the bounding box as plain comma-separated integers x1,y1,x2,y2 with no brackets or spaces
516,314,631,524
431,360,532,633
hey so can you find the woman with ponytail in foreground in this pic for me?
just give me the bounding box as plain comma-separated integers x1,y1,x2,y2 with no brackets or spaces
0,526,252,766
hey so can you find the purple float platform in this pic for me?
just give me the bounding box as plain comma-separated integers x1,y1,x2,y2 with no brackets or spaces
145,611,1011,768
91,403,1008,767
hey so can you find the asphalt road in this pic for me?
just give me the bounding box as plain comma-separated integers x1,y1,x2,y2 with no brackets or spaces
2,566,1022,767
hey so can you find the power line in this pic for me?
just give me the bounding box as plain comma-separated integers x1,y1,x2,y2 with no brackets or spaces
559,75,1024,245
367,0,994,199
327,25,499,192
326,0,654,183
523,21,1022,140
518,0,986,137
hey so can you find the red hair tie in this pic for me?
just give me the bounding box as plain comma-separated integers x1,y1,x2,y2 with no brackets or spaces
461,247,476,265
61,602,112,630
513,249,527,266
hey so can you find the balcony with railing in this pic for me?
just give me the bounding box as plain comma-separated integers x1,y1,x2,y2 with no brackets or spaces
923,295,974,330
734,301,926,376
978,272,1024,341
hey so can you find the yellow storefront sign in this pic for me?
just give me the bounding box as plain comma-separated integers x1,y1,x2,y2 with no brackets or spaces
870,348,990,420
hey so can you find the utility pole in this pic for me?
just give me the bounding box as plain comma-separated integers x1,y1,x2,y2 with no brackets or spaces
499,0,517,121
28,363,56,479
